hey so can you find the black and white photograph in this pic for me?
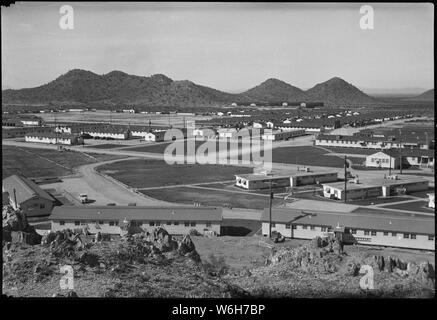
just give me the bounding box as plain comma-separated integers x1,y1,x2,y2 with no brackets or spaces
1,1,435,306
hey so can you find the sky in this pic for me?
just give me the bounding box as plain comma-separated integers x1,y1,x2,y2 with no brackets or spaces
1,2,434,93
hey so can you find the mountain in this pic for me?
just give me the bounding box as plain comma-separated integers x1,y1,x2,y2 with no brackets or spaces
2,69,238,107
405,89,434,101
2,70,382,107
305,77,378,106
238,78,307,103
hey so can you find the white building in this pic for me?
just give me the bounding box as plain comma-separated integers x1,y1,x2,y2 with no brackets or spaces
217,128,238,139
365,149,435,169
322,178,429,201
84,127,131,140
143,130,166,142
252,122,264,129
277,124,326,134
50,206,223,236
316,134,431,150
25,133,83,145
21,119,42,126
193,127,217,139
261,129,306,141
428,193,435,209
235,171,338,190
261,208,434,251
3,175,56,218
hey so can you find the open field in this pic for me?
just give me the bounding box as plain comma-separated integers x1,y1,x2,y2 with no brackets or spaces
97,158,253,188
272,146,346,167
1,146,119,179
124,139,261,155
141,187,282,210
2,145,127,179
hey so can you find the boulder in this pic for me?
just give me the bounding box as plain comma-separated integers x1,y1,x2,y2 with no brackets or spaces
178,234,196,255
385,256,396,273
345,262,361,276
418,261,435,286
407,262,419,276
374,255,385,272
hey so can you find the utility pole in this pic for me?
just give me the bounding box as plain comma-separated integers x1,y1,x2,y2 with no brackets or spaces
389,154,392,176
269,178,273,238
13,188,17,209
54,112,58,146
344,155,347,203
398,129,402,174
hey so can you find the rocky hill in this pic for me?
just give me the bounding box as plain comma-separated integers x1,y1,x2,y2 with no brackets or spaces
2,205,434,298
2,69,382,108
2,69,238,108
405,89,434,101
305,77,378,106
239,78,308,103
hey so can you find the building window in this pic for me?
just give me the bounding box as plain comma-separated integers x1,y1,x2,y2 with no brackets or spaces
99,221,104,225
310,226,315,230
285,224,291,229
174,221,179,226
292,225,297,229
351,229,357,234
271,223,276,228
321,227,327,232
364,230,369,235
156,221,161,226
149,222,155,226
410,234,416,239
40,204,45,209
371,231,377,236
109,221,115,226
190,222,196,227
184,221,190,227
74,221,80,226
206,222,212,227
392,232,397,237
383,232,388,236
302,225,307,230
60,221,65,226
403,234,409,239
166,221,171,225
428,235,434,241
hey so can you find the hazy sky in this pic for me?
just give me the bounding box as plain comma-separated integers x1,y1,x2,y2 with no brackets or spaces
1,2,434,92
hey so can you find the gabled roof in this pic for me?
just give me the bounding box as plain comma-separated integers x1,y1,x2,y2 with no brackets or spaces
2,175,55,204
25,132,80,139
261,208,434,235
375,148,435,158
50,206,223,222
